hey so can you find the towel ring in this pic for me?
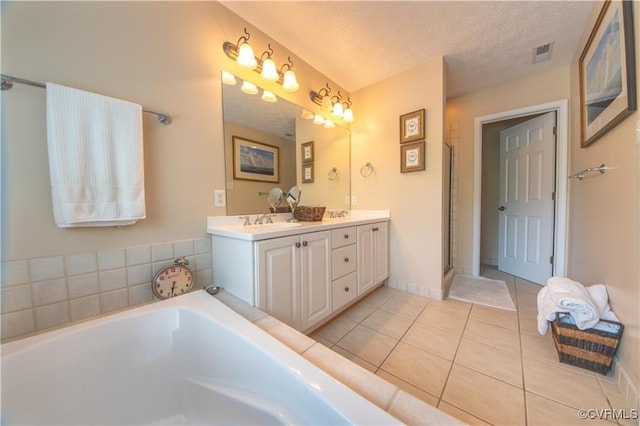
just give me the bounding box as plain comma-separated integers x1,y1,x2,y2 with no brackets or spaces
360,162,374,177
327,167,339,181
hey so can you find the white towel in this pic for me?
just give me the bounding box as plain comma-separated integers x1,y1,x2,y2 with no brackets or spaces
537,276,600,334
46,83,145,227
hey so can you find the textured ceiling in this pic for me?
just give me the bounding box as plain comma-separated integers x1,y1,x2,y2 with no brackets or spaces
221,0,597,98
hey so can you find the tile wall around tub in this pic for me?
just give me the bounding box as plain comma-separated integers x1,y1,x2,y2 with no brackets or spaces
1,236,213,341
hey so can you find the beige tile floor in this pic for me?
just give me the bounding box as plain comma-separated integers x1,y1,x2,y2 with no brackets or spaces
311,266,634,426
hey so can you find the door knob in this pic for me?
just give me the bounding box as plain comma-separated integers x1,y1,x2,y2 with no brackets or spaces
498,206,506,211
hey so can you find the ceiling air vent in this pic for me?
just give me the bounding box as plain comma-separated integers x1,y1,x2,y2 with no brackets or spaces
532,41,554,64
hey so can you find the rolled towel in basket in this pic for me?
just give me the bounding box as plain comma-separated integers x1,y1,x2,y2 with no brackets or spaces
537,277,600,334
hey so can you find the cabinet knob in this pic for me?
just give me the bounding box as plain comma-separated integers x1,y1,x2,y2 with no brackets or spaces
344,287,350,292
302,241,308,247
344,257,350,263
344,234,349,239
295,242,301,248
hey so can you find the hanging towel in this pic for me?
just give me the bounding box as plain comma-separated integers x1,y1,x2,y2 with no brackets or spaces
46,83,145,227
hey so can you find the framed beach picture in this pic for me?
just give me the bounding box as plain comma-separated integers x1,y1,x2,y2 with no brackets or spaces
579,0,636,147
400,141,425,173
302,163,314,183
301,141,314,163
400,109,425,143
232,136,279,182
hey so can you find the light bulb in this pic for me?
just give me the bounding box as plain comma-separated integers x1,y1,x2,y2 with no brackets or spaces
313,114,325,125
332,101,344,118
282,69,299,92
222,71,237,85
237,42,257,69
261,90,277,102
240,80,258,95
343,107,355,123
324,119,335,128
261,58,279,81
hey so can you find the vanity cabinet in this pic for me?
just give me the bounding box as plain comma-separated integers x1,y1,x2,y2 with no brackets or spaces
256,230,331,331
331,227,358,311
357,222,389,295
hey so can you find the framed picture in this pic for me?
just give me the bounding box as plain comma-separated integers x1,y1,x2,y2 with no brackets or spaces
301,141,314,163
232,136,279,182
302,163,314,183
400,109,425,143
579,0,636,147
400,141,425,173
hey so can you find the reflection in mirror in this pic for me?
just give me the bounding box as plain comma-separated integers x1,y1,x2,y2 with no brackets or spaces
222,72,351,216
267,187,284,213
286,185,302,221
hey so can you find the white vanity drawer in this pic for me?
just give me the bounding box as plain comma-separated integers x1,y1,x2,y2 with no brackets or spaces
331,227,356,249
332,244,357,279
332,272,357,311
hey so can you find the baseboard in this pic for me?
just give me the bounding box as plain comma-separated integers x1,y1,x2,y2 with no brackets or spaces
610,357,640,411
387,279,444,300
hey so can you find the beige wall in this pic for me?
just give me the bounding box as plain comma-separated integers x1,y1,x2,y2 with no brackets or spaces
1,1,349,260
223,122,296,215
446,66,572,275
295,118,350,210
567,1,640,393
351,58,446,297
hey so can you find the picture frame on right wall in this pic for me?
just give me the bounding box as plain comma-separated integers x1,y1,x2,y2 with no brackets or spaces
400,140,425,173
399,109,425,143
579,0,636,148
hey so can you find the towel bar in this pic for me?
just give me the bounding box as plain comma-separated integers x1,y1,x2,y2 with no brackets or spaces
569,164,607,180
1,74,171,125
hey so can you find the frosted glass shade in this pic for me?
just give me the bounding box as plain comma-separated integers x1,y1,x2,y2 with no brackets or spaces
332,101,344,118
237,42,257,69
282,69,299,92
240,80,258,95
222,71,237,85
324,119,336,128
313,114,325,125
342,107,355,123
261,90,277,102
260,58,279,81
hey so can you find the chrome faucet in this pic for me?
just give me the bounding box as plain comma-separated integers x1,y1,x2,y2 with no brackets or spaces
254,213,272,225
239,216,250,226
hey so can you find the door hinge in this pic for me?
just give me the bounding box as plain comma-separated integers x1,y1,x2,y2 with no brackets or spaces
553,126,557,136
550,255,554,265
552,191,556,201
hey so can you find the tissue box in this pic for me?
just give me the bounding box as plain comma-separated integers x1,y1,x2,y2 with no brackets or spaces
551,312,623,375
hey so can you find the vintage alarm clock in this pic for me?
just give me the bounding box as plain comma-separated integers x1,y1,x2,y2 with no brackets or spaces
152,257,194,299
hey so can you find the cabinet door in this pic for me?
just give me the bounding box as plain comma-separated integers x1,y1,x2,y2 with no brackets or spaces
256,235,300,329
373,222,389,284
300,231,332,331
357,224,375,295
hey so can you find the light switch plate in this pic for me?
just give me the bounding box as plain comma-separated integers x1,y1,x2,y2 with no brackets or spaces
351,195,358,205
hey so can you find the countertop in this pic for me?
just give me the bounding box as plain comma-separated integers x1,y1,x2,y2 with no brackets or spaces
207,210,390,241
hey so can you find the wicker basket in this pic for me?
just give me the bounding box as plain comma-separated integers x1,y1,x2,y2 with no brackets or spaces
293,206,326,222
551,312,623,375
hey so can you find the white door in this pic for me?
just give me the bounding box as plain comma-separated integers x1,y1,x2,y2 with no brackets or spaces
498,112,556,285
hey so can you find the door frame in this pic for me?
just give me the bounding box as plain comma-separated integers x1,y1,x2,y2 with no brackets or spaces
472,100,568,279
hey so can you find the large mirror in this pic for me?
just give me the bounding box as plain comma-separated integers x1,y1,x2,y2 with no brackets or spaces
222,73,351,215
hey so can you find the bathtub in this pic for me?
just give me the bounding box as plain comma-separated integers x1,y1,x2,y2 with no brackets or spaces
2,290,402,425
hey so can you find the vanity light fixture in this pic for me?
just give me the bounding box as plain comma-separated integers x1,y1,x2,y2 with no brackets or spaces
234,28,258,69
261,89,277,103
260,45,279,81
240,80,258,95
310,84,355,123
223,29,300,92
